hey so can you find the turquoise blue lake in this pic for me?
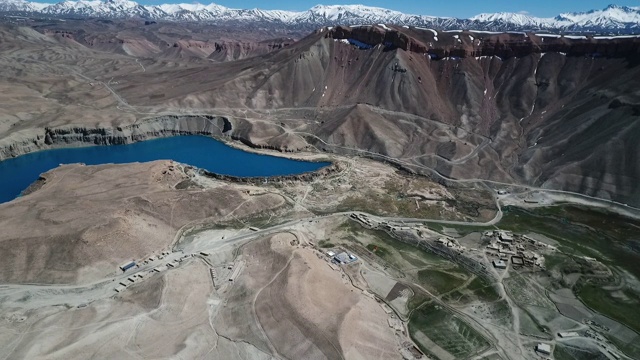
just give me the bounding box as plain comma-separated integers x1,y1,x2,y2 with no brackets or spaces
0,135,329,204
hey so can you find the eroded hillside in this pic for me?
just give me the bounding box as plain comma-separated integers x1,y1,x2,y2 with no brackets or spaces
1,19,639,205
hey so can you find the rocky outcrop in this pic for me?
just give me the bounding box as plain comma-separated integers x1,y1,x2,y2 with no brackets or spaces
0,114,314,162
43,29,74,39
42,115,228,147
0,131,50,161
328,26,428,53
208,38,294,62
0,116,224,161
327,25,640,59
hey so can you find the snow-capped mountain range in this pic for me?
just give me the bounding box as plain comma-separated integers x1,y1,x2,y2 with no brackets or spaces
1,0,639,33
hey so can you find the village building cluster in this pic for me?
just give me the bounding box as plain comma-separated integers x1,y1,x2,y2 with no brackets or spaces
483,230,552,270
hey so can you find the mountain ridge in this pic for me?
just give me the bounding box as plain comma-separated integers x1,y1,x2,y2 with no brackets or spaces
0,17,638,205
1,1,640,33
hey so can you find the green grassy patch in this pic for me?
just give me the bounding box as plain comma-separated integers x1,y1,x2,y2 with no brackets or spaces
431,223,491,237
441,276,500,305
486,300,513,325
318,240,335,248
553,344,577,360
577,282,640,334
498,206,640,279
335,178,496,221
409,303,490,358
543,253,571,272
336,193,444,220
344,220,450,271
366,243,391,259
467,277,501,302
408,288,432,311
517,308,549,337
441,289,471,304
397,250,433,267
417,269,467,295
606,333,640,360
398,248,445,267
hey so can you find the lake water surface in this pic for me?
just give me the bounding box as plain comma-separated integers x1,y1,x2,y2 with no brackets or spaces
0,135,329,204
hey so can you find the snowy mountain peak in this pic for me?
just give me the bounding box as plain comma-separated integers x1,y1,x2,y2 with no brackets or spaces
103,0,134,5
0,2,639,33
304,4,406,23
558,4,640,26
157,3,226,14
469,12,551,26
309,4,400,15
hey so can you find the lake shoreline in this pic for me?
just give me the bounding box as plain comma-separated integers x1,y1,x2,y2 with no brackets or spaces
0,135,333,204
0,115,319,162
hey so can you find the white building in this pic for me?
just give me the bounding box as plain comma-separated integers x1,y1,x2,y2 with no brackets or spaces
334,252,350,264
558,332,579,338
499,232,514,242
493,260,507,269
536,343,551,355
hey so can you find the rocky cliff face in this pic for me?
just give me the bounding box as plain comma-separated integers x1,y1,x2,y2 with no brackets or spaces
0,114,311,162
0,116,213,160
32,20,301,60
2,21,639,206
43,115,228,146
327,25,640,59
209,38,294,62
329,26,428,53
110,26,640,206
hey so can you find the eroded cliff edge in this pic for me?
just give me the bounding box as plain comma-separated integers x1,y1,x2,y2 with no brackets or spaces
0,115,310,161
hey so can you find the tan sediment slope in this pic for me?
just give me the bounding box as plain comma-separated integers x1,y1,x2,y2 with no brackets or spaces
215,234,400,359
0,233,400,360
288,250,399,360
0,260,271,359
0,161,286,284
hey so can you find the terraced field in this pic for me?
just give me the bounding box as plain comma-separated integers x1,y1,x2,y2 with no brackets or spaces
409,303,490,359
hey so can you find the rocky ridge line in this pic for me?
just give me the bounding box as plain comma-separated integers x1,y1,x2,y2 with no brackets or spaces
327,25,640,59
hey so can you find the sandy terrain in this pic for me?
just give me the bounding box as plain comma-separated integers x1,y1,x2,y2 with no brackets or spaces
0,161,286,284
1,261,222,359
0,229,402,359
215,233,401,359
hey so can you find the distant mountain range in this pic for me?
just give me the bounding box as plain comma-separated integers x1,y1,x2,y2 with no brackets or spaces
1,1,640,33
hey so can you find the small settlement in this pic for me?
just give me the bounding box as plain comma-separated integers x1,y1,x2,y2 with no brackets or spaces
346,212,561,282
483,230,550,270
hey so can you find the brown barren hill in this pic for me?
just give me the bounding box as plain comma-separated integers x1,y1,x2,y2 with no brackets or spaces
0,20,639,204
215,234,400,359
0,161,286,284
108,26,640,204
2,260,232,359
